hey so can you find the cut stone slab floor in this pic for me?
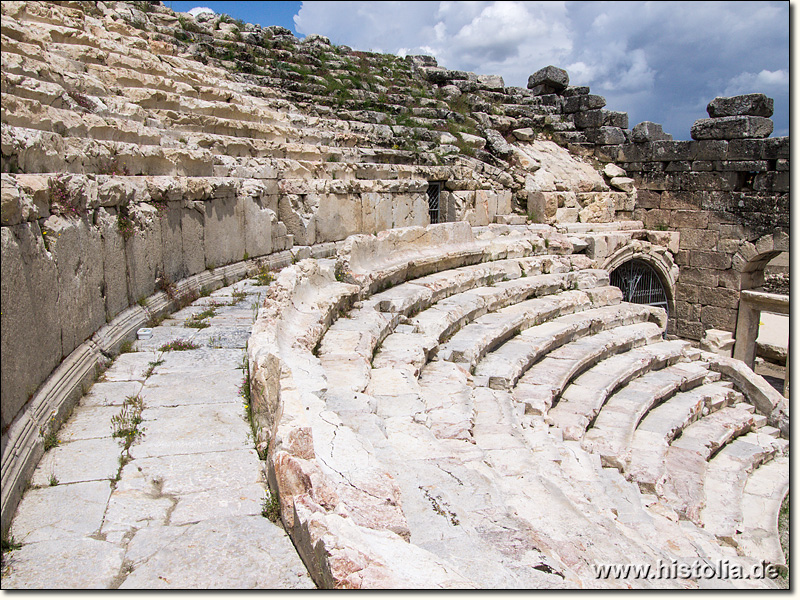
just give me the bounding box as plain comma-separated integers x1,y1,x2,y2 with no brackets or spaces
1,280,315,589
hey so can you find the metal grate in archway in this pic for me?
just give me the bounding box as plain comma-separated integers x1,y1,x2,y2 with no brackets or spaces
610,259,669,317
427,182,442,224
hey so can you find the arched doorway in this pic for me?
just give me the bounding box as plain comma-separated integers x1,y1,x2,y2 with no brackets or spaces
609,259,671,318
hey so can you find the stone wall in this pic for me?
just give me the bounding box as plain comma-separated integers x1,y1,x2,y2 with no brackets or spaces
1,175,290,435
591,100,788,341
512,68,789,341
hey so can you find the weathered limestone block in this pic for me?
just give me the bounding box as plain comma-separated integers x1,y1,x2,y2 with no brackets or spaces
1,222,61,431
578,195,615,223
477,74,504,91
527,65,569,93
609,176,635,193
562,94,606,114
707,93,774,118
159,203,187,284
41,215,106,358
457,132,486,150
483,129,514,159
393,193,428,229
690,116,774,140
361,192,393,233
1,174,49,226
125,207,163,303
586,126,627,146
204,195,246,269
243,195,275,258
701,305,737,332
512,128,536,142
574,110,628,130
279,193,317,246
631,122,673,143
521,141,607,193
180,202,206,276
95,208,129,320
602,164,627,179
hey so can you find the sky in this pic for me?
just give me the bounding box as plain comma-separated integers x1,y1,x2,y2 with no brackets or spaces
165,1,791,140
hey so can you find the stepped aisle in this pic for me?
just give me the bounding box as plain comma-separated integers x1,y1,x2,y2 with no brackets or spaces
1,280,314,589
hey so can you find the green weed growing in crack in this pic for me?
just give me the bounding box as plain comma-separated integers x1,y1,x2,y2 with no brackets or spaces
185,306,216,329
109,395,144,486
158,339,200,352
239,356,268,461
39,414,60,451
261,491,281,522
334,263,349,283
111,395,145,448
231,289,248,304
143,359,164,379
1,534,22,566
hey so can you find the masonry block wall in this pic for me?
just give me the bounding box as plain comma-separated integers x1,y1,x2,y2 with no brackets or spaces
591,130,788,340
513,72,790,341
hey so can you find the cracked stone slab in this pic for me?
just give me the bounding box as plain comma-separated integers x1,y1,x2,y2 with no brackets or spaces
166,485,266,525
132,327,199,352
101,488,176,537
131,403,250,458
190,325,252,349
118,517,315,589
57,405,128,442
10,481,113,544
151,348,244,374
101,352,160,382
30,437,122,486
80,381,144,407
115,449,265,497
0,537,126,589
139,371,243,407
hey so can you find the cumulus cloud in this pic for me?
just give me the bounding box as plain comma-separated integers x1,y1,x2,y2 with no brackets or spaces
187,6,214,17
724,69,790,96
293,1,788,139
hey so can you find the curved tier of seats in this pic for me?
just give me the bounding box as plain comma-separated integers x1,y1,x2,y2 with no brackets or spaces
248,223,789,589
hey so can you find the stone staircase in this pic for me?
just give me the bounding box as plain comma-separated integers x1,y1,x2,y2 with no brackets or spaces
248,223,788,588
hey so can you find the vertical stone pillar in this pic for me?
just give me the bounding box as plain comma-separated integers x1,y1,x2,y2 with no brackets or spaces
733,300,759,369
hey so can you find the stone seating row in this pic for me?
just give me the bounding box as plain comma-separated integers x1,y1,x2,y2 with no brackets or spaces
314,226,788,584
2,30,456,147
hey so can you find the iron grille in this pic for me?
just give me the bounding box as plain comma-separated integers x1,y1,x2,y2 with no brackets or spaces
427,182,441,224
610,259,669,317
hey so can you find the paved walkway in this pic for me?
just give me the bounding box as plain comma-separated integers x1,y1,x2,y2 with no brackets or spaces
1,280,314,589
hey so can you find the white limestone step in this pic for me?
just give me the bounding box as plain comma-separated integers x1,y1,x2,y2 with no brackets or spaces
438,273,615,369
626,383,742,492
418,361,475,441
549,340,692,441
700,432,788,539
582,362,712,469
371,260,523,316
658,404,761,522
2,48,383,144
735,455,789,566
371,330,439,376
317,302,400,392
411,272,609,346
370,255,596,317
474,299,660,390
513,321,664,416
